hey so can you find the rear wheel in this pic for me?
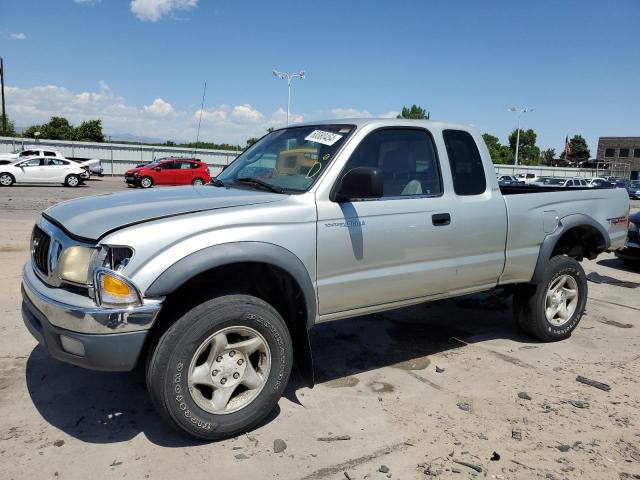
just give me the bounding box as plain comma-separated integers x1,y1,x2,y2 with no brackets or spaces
146,294,293,440
64,174,80,187
514,255,587,341
0,173,14,186
140,176,153,188
192,177,205,186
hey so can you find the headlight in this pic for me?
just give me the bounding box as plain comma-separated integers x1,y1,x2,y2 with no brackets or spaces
95,269,142,307
57,246,95,284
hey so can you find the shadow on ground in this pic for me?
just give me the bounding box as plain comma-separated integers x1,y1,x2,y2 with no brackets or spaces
26,292,531,445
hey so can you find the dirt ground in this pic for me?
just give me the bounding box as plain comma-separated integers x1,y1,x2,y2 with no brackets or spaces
1,177,639,480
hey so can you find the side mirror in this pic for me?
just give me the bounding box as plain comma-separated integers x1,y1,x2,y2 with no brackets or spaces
334,167,383,202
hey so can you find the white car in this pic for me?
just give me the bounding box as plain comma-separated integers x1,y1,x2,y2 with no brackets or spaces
0,148,66,162
515,173,541,184
0,156,89,187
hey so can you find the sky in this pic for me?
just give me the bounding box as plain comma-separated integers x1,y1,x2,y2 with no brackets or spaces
1,0,639,151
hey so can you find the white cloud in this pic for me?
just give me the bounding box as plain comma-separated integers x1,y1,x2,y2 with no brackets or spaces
10,32,26,40
231,104,263,122
269,108,304,126
330,107,372,118
143,98,175,116
379,110,399,118
130,0,198,22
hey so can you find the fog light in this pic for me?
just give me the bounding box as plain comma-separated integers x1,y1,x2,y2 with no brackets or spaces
60,335,85,356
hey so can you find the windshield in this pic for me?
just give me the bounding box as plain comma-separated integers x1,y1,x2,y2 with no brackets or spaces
543,178,565,185
218,124,354,192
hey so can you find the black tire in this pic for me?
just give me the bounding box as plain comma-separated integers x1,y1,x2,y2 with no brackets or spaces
192,177,205,186
0,173,15,187
513,255,587,342
140,176,153,188
146,294,293,440
64,174,80,187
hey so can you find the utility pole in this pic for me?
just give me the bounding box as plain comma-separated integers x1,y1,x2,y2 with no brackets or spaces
508,107,533,165
0,57,7,134
272,69,305,125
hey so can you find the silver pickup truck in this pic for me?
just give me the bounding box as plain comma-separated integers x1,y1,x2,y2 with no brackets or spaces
21,119,629,439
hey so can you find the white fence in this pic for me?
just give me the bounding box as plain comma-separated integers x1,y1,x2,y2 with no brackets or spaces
494,164,605,178
1,136,612,179
0,136,240,176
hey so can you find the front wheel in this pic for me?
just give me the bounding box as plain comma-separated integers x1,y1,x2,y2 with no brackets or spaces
146,294,293,440
0,173,14,186
64,174,80,187
139,176,153,188
514,255,587,341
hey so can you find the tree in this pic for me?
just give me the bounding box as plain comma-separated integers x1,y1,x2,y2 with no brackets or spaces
22,124,43,138
266,127,275,133
41,116,74,140
74,119,104,142
559,135,590,160
0,114,16,137
397,104,430,120
482,133,511,164
508,128,540,165
245,137,259,147
541,148,556,166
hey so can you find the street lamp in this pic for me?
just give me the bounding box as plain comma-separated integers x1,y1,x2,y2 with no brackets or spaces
272,69,305,126
508,107,534,166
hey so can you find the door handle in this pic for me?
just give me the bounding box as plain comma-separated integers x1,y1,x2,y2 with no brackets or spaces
432,213,451,226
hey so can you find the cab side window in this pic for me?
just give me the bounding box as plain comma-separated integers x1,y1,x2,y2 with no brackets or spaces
344,128,442,198
443,130,487,196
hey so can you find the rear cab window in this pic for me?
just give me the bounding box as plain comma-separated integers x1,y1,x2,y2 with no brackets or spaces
443,130,486,195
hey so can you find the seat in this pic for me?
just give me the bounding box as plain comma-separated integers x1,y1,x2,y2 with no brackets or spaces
380,147,417,196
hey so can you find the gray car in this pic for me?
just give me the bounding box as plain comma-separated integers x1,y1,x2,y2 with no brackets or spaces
21,118,629,439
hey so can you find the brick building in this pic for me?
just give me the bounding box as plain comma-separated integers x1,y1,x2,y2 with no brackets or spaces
596,137,640,178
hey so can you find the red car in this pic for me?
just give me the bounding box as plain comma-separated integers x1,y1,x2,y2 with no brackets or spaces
125,158,211,188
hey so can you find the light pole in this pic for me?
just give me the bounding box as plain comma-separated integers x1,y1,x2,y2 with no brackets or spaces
272,69,305,125
508,107,534,165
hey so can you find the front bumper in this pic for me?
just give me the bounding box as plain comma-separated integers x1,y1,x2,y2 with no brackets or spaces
124,175,139,185
21,262,163,371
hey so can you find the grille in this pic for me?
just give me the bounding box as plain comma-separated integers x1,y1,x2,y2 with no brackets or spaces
32,226,51,275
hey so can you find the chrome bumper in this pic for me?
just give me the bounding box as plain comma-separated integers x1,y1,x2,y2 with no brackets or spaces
22,261,162,334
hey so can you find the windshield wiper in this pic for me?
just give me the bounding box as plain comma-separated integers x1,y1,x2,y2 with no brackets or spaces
234,177,285,194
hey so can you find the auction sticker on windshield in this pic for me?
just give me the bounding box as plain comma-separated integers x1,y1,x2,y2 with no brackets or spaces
305,130,343,146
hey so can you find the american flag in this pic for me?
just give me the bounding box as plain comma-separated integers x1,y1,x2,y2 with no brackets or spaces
564,136,572,157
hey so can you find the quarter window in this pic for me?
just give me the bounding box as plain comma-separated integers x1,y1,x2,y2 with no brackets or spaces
443,130,487,195
342,128,442,197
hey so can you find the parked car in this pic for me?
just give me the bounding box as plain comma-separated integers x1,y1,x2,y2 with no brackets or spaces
588,178,616,189
497,175,519,183
0,159,15,165
124,158,211,188
515,172,540,184
0,147,66,162
614,211,640,266
626,180,640,199
71,158,103,176
21,118,629,440
0,156,89,187
586,177,607,186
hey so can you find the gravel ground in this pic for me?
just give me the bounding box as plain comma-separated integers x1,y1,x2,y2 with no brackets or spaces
1,177,639,480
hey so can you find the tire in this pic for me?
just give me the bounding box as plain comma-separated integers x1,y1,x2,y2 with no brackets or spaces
146,294,293,440
192,177,205,186
140,176,153,188
64,174,80,187
0,173,14,187
514,255,587,341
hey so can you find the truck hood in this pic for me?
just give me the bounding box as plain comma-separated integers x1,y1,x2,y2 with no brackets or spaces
43,186,287,241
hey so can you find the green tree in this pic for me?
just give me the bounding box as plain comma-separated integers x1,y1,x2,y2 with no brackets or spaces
74,119,104,142
482,133,511,164
40,116,74,140
508,128,540,165
266,127,275,133
397,104,430,120
559,135,590,160
541,148,556,165
245,137,259,147
0,114,17,137
22,124,43,138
